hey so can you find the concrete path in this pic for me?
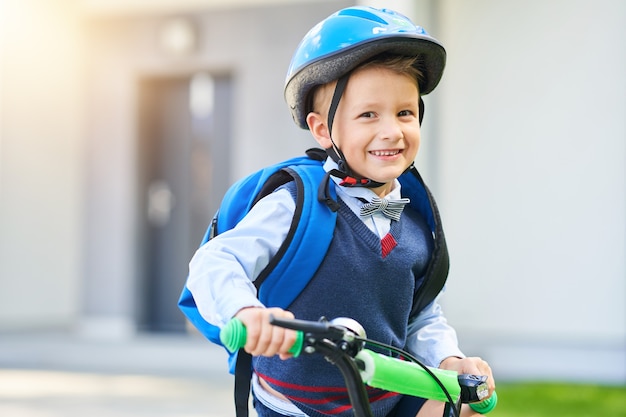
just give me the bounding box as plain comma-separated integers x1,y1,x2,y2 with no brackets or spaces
0,331,255,417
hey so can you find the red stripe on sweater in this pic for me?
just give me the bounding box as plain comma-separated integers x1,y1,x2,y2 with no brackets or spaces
257,372,348,393
381,233,397,258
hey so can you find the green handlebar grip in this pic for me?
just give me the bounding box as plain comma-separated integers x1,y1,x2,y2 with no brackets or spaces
220,318,304,357
469,391,498,414
356,350,461,403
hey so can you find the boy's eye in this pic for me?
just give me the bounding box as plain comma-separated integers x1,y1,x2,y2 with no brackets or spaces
360,112,376,118
398,110,414,117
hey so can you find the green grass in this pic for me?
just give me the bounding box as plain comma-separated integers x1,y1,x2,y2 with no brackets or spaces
489,382,626,417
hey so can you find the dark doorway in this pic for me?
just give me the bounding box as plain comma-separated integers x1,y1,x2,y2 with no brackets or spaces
137,73,232,332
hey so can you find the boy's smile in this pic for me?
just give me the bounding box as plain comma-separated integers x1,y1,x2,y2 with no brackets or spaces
309,65,421,197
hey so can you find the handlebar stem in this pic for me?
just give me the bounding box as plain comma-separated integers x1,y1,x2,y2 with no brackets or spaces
313,339,373,417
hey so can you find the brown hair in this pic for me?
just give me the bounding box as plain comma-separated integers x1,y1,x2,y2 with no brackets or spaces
357,53,424,88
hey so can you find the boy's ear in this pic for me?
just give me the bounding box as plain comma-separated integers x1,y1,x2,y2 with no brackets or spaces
306,112,333,149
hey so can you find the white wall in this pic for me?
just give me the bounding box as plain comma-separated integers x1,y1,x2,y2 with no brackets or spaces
435,0,625,383
0,0,85,330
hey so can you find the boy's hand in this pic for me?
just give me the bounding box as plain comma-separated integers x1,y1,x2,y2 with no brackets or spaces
234,307,298,360
439,356,496,398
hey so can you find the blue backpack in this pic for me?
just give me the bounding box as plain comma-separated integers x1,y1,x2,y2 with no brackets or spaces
178,148,450,416
179,149,337,360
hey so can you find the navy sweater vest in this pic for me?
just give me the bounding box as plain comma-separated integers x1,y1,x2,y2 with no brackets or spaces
253,198,434,417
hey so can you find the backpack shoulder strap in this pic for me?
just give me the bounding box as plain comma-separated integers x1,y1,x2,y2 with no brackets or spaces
399,167,450,316
255,162,337,306
230,150,336,417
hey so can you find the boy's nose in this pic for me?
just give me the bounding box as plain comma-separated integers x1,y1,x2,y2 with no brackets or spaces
380,118,403,141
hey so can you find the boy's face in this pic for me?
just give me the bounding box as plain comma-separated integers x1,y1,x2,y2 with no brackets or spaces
309,66,421,196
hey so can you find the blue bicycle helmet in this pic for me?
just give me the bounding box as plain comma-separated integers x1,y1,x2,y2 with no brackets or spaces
285,6,446,130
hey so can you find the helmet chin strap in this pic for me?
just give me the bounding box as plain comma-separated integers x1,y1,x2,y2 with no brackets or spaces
325,73,386,188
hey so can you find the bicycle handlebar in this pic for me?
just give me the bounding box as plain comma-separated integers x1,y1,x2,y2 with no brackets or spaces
220,317,497,414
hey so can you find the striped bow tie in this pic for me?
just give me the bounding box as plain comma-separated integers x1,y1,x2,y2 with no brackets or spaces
359,197,410,221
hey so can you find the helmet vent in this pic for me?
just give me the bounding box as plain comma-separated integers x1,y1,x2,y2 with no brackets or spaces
337,8,387,25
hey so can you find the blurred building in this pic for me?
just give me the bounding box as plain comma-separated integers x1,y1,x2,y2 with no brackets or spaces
1,0,624,383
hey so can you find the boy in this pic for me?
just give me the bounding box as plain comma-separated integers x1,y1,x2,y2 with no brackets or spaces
185,6,495,417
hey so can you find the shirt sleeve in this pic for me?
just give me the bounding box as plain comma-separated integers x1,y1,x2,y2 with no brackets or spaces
404,289,465,367
186,188,295,327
